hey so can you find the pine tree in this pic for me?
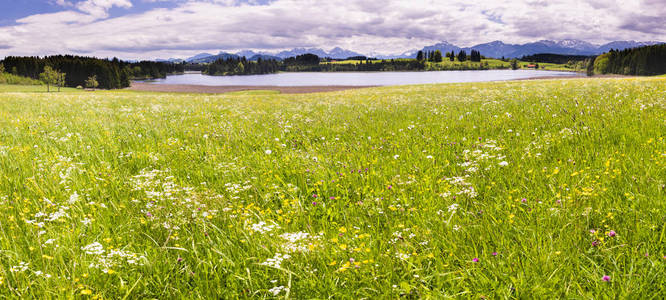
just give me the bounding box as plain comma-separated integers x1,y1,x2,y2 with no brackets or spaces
433,50,443,62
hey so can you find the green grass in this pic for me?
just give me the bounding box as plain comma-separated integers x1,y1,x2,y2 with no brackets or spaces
0,77,664,298
0,84,81,93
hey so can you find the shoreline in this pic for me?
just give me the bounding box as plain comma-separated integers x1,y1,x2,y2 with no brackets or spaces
128,73,633,94
127,82,378,94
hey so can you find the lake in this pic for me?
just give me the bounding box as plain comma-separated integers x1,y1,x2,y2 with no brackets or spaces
141,70,578,86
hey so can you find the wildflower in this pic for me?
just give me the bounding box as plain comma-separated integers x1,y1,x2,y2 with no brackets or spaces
81,242,105,255
608,230,616,237
602,275,610,282
492,252,497,256
80,289,93,295
265,150,272,155
312,202,317,206
498,161,509,166
521,198,527,203
472,258,479,262
393,155,399,159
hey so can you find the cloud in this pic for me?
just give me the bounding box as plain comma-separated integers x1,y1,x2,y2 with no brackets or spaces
77,0,133,18
0,0,664,60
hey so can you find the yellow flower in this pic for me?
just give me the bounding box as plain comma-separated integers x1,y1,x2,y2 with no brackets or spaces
81,289,93,295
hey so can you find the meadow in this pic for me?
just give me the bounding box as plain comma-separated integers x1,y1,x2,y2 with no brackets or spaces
0,77,664,298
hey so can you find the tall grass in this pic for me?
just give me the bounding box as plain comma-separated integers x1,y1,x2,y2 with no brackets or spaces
0,77,664,298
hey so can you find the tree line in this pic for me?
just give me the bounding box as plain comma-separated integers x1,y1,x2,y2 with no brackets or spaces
0,55,184,89
203,50,493,76
593,44,666,76
204,56,280,76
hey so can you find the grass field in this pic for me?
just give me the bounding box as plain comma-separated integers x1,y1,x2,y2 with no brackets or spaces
0,77,664,298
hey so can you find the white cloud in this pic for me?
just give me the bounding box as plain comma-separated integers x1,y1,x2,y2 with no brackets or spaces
77,0,133,18
0,0,664,60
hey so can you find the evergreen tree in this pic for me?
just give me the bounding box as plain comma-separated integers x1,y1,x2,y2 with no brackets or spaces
457,50,467,62
416,51,424,61
433,50,443,62
510,59,519,70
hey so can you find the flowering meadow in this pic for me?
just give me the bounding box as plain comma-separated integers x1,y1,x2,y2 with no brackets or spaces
0,78,664,298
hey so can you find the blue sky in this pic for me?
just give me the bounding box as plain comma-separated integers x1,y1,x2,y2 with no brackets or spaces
0,0,172,25
0,0,663,60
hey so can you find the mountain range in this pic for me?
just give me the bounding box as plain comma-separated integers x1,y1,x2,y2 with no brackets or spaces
413,40,662,59
158,40,663,63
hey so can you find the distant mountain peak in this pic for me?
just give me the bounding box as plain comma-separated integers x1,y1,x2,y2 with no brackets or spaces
161,39,663,63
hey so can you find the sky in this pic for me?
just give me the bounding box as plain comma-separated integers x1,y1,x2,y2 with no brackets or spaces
0,0,664,60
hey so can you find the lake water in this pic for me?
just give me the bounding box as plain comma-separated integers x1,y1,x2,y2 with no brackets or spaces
142,70,578,86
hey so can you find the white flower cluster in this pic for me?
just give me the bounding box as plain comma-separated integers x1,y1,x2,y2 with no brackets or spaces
81,242,146,271
279,231,320,253
250,221,280,234
260,253,291,269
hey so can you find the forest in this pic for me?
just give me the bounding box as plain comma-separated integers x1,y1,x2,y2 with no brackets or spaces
520,53,595,64
0,55,183,89
593,44,666,75
204,53,429,75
